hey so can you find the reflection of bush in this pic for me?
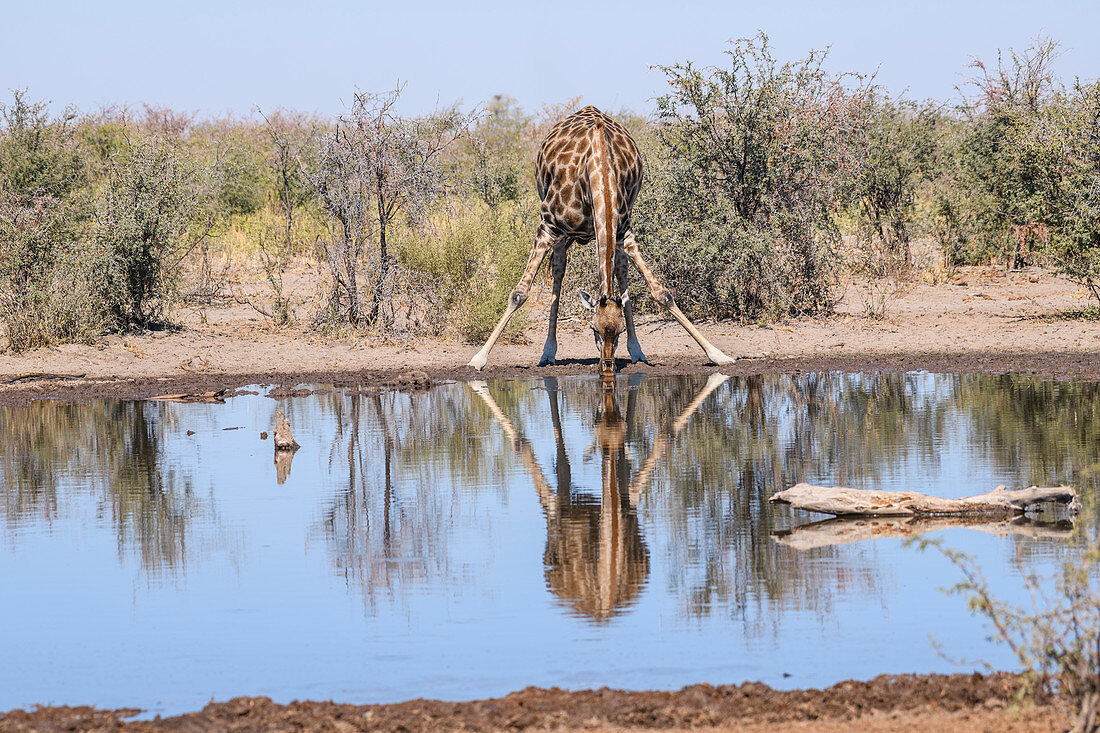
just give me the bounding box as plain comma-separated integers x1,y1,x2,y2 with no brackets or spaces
0,401,198,573
318,373,1098,627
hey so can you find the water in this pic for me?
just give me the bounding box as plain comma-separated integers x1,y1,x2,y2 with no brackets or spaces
0,372,1095,716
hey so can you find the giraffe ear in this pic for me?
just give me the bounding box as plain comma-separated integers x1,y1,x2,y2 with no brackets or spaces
578,291,597,312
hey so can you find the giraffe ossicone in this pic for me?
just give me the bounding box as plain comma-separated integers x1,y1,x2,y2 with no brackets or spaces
466,105,733,374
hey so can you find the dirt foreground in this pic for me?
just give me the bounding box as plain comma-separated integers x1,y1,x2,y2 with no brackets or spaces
1,266,1099,405
0,673,1066,732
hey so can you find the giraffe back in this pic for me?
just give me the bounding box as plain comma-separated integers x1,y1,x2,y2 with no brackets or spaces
535,106,643,239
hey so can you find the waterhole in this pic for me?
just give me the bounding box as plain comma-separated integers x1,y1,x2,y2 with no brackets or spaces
0,372,1094,715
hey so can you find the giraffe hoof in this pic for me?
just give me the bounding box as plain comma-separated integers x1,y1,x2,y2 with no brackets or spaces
706,350,735,366
538,358,557,367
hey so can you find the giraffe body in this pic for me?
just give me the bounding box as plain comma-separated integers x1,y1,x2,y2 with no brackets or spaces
467,106,733,374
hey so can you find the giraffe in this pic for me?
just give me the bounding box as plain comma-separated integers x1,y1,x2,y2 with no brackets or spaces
466,105,734,377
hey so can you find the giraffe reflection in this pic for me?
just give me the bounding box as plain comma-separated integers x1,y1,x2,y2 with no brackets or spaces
471,373,728,620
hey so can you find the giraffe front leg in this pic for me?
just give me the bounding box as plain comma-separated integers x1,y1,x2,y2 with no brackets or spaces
539,244,569,366
621,230,734,366
468,223,556,371
615,246,647,364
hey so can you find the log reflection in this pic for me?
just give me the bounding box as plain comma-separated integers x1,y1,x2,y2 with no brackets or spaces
774,515,1075,551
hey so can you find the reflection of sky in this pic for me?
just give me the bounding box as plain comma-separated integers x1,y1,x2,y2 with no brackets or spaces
0,373,1092,716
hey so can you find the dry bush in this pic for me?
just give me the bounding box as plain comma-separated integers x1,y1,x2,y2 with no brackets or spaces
848,233,911,319
307,87,473,332
398,199,537,342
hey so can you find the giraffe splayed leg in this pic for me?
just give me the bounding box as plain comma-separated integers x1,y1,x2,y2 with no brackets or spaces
468,223,562,371
614,246,647,364
621,229,734,366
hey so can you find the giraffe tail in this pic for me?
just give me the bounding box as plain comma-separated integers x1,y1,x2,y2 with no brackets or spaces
588,122,619,300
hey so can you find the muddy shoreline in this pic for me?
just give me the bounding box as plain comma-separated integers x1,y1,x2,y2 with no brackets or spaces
1,348,1097,406
0,672,1063,732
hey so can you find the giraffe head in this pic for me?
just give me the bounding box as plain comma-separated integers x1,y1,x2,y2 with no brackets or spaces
579,291,626,377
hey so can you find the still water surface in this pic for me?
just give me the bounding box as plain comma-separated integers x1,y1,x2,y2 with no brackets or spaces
0,372,1095,715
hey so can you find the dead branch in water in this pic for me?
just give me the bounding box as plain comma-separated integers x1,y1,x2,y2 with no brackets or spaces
150,389,228,403
770,482,1079,517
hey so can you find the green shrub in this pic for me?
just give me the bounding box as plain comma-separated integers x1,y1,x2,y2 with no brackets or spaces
849,97,939,258
635,34,868,320
0,91,103,350
932,38,1062,267
215,135,267,216
1025,81,1100,303
398,199,536,342
0,90,85,201
94,135,212,329
0,193,107,349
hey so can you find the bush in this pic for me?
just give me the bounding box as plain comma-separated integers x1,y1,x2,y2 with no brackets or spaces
850,97,938,259
0,91,102,350
934,38,1062,267
94,134,213,329
399,199,536,342
0,192,105,349
0,90,85,201
308,87,472,331
1026,80,1100,303
637,33,870,321
215,139,267,217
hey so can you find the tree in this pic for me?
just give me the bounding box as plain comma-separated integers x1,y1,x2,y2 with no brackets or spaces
260,108,318,253
309,87,472,330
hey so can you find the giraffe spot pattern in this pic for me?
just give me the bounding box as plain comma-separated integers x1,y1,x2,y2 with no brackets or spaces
534,107,642,248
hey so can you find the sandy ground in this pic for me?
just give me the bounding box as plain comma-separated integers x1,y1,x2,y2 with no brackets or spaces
1,264,1098,405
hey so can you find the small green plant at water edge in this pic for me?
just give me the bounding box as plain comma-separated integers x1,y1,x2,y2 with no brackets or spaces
915,538,1100,732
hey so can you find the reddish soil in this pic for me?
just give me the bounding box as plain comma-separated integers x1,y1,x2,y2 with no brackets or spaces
0,673,1066,732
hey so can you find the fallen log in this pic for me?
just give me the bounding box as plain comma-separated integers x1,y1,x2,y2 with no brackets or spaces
773,516,1074,551
770,482,1079,517
150,389,228,403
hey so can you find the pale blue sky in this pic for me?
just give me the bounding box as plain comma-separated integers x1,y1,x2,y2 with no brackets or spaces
4,0,1098,117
